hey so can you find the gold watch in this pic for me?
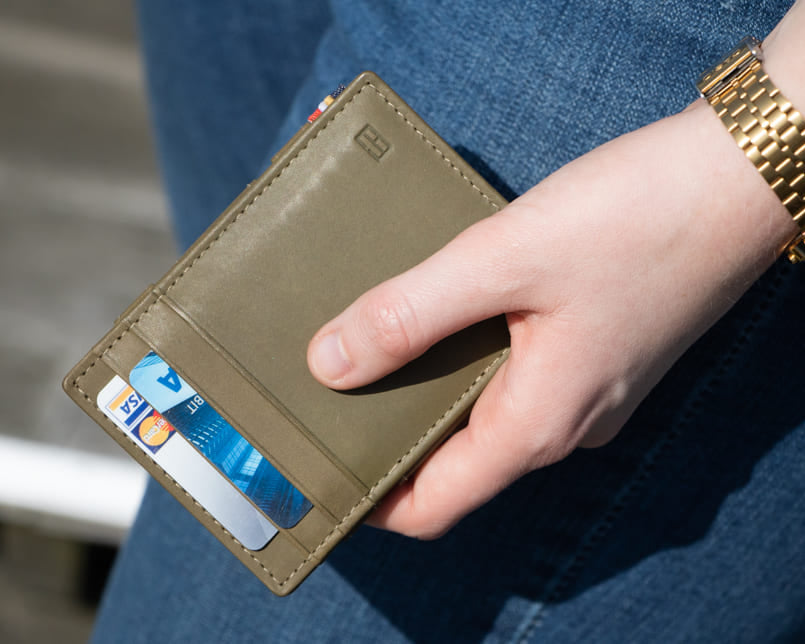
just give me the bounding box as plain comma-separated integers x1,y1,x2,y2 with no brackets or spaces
697,36,805,263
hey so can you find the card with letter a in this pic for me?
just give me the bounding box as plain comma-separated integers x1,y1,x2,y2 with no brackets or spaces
129,351,312,529
97,377,278,550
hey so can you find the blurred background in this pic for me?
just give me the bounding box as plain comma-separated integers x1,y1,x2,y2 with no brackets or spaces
0,1,175,641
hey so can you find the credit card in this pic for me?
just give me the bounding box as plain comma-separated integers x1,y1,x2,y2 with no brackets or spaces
97,376,277,550
129,351,312,529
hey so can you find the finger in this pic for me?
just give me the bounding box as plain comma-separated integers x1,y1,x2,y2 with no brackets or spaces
367,321,583,538
307,213,530,389
366,358,528,538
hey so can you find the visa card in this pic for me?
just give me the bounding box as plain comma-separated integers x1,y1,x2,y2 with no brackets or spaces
129,351,312,529
97,376,277,550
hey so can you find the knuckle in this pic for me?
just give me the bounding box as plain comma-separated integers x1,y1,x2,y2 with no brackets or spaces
359,291,418,360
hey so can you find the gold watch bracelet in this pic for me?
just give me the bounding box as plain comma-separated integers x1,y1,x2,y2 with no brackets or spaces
697,36,805,263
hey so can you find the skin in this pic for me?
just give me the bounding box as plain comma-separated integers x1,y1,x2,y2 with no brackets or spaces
307,2,804,540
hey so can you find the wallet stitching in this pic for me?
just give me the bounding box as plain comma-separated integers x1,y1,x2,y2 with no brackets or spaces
365,82,500,211
71,78,506,588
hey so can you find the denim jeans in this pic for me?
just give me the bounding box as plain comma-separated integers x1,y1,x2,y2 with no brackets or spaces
92,1,805,641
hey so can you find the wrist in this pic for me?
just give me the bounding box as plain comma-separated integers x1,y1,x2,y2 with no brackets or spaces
679,99,796,273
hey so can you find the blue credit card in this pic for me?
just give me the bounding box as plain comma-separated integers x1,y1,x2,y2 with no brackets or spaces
130,351,312,529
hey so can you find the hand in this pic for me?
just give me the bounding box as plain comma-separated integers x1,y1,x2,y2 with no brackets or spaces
307,33,801,539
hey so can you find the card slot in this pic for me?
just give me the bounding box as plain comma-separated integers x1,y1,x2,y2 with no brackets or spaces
71,332,332,570
68,353,315,594
96,308,345,556
67,350,318,593
130,295,367,522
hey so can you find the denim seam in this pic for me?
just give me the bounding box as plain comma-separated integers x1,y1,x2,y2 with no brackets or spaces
514,263,791,642
70,78,506,590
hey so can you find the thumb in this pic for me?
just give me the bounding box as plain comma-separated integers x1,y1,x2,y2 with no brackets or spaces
307,215,523,389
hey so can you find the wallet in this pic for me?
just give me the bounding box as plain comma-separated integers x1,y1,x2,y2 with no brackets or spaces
63,71,510,595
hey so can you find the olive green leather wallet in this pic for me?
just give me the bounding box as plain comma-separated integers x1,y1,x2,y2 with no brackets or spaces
63,71,510,595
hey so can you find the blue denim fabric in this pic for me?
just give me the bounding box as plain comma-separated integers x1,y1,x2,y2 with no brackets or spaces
92,1,805,642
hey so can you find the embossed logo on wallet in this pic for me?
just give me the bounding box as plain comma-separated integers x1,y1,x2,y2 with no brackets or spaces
355,123,390,161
